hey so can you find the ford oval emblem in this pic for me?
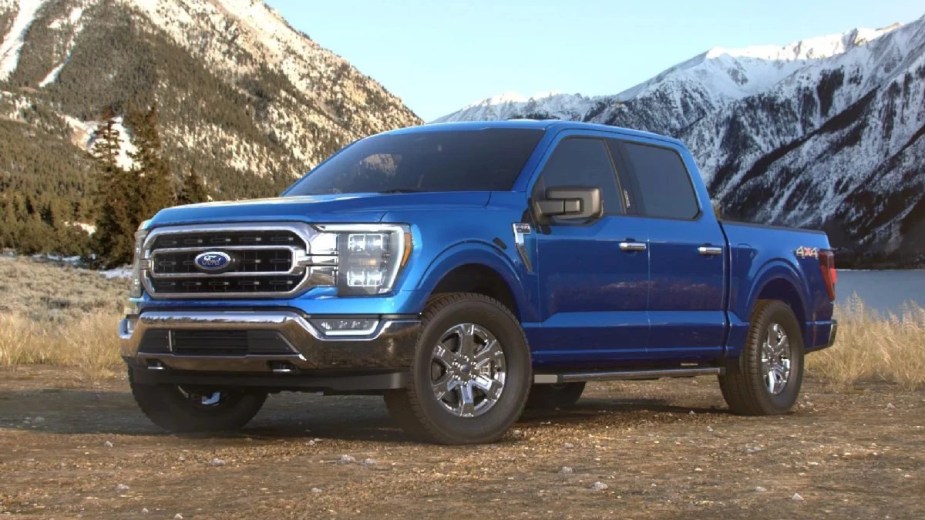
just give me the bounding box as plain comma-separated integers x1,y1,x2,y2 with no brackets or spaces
194,251,232,273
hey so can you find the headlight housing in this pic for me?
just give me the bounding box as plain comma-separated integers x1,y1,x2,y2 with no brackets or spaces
129,221,151,299
313,224,412,296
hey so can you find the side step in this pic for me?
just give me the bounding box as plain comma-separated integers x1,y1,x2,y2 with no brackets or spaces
534,367,723,384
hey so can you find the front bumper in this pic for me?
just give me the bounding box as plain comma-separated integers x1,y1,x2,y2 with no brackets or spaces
120,310,420,385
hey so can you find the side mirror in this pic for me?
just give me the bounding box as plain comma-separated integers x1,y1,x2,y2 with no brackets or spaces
536,187,603,221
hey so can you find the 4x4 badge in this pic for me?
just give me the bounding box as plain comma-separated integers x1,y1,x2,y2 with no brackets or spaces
795,246,819,259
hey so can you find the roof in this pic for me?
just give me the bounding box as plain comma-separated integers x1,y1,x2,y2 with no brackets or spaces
385,119,680,145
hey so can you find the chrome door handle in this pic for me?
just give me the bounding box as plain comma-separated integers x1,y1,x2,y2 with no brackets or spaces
698,246,723,256
619,242,647,252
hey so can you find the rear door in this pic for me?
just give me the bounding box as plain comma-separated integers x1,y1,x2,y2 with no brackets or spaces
529,133,650,370
608,138,727,361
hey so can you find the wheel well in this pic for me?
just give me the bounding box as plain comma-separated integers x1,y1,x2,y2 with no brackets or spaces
756,278,807,331
431,264,520,319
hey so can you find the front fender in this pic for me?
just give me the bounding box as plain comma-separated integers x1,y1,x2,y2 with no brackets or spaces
411,241,534,321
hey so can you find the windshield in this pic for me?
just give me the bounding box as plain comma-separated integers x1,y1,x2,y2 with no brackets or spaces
284,128,544,195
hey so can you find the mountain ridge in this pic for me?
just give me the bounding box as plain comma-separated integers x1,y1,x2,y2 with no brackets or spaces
435,16,925,267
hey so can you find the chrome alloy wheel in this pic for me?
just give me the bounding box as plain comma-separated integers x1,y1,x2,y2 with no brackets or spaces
430,323,507,418
760,322,792,395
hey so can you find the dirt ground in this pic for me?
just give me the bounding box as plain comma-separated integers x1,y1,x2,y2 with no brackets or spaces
0,368,922,519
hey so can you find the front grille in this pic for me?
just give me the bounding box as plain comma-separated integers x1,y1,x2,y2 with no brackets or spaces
137,330,295,357
152,230,304,249
150,275,305,294
143,225,322,298
152,249,294,275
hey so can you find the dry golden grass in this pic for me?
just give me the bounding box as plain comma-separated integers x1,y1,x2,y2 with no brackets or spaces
0,254,128,322
0,312,123,383
808,295,925,390
0,255,922,389
0,255,127,383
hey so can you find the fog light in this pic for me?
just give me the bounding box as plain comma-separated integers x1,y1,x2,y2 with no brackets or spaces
310,318,379,336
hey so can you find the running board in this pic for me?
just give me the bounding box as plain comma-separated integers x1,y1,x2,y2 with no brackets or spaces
534,367,723,384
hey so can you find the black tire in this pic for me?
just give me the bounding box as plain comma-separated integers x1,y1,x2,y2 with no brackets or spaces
384,293,532,444
526,382,586,409
719,300,804,415
129,368,267,433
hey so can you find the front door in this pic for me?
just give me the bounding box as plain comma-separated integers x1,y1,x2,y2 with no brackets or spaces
527,134,650,370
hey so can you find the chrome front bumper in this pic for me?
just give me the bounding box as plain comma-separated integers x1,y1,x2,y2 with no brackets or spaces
120,310,420,374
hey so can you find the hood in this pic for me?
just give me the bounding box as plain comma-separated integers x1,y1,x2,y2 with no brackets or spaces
147,192,493,228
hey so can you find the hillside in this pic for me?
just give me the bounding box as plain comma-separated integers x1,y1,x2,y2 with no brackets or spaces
0,0,421,254
437,18,925,267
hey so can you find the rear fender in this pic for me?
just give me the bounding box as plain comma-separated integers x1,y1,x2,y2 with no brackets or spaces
728,260,810,357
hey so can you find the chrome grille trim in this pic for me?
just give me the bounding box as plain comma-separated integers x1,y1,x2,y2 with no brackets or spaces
142,222,332,299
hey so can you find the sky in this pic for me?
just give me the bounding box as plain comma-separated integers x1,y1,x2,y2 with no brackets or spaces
265,0,924,122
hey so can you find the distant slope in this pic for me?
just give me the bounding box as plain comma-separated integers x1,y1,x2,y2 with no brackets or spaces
0,0,421,246
436,17,925,267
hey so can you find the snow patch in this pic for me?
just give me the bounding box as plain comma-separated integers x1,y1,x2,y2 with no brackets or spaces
38,61,63,86
65,221,97,235
63,115,96,149
0,0,49,81
39,5,87,87
100,266,132,279
82,116,138,170
705,24,901,62
433,92,593,123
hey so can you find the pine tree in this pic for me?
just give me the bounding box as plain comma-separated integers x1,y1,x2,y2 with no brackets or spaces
129,104,175,219
177,168,209,205
91,109,140,268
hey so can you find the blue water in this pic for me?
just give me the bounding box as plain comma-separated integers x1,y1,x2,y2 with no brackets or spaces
836,270,925,314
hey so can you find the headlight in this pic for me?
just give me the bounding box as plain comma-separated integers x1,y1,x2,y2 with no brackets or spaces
129,222,151,299
313,224,412,296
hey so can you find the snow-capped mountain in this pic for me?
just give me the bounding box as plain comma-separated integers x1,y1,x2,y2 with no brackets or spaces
437,18,925,267
0,0,420,201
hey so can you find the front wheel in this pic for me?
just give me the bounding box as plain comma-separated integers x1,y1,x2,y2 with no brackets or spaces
719,300,804,415
384,293,532,444
129,369,267,432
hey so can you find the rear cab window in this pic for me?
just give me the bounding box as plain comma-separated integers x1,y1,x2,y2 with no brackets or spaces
608,140,700,220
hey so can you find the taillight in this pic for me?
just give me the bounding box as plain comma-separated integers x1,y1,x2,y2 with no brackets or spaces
819,250,837,301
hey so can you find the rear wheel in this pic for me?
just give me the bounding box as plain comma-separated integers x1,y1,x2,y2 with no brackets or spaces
526,382,586,409
719,300,804,415
384,293,531,444
129,369,267,432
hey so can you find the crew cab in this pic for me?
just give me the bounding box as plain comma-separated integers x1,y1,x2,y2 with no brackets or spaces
120,120,838,444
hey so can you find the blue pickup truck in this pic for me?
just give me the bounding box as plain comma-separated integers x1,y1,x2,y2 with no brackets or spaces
120,120,838,444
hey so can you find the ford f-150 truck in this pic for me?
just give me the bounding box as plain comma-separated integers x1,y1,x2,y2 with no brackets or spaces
120,120,838,444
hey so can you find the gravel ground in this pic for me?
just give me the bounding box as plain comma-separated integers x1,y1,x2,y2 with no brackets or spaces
1,367,922,519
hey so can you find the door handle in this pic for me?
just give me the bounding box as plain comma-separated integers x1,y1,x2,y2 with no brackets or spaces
698,245,723,256
619,241,647,252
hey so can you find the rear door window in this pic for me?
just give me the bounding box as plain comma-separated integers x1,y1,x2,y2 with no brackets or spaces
609,140,700,220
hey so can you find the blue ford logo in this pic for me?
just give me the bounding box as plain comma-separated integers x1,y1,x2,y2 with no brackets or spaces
194,251,232,273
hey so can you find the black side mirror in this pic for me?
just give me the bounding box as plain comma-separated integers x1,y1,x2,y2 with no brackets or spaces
536,187,603,220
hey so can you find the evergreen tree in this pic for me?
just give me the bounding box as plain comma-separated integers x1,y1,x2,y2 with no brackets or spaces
177,168,209,205
129,104,175,219
91,109,140,268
